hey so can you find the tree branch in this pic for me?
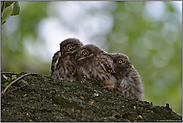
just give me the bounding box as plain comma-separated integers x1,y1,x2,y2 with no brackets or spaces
1,73,41,96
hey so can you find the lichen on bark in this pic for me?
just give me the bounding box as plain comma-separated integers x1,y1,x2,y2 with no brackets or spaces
1,72,182,122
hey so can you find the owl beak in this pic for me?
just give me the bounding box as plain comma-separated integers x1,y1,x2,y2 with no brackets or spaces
61,48,65,55
127,61,131,66
75,53,79,59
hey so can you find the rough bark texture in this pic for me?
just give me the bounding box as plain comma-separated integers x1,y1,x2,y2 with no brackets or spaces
1,72,182,122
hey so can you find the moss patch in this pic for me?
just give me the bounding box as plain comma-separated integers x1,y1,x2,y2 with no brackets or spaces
1,72,182,122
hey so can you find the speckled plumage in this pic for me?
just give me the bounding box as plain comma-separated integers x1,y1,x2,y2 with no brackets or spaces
51,38,83,81
51,51,61,76
109,53,144,100
74,44,117,91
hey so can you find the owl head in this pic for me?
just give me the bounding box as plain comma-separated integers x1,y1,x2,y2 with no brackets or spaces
60,38,83,55
75,44,104,61
110,53,131,69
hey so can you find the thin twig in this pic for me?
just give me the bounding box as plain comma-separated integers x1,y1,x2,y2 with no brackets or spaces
1,1,3,9
1,72,19,75
3,84,29,96
1,1,6,19
2,84,40,96
1,73,41,96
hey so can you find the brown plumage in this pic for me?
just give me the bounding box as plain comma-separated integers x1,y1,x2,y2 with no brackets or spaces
51,38,83,81
51,51,61,76
74,44,117,91
108,53,144,100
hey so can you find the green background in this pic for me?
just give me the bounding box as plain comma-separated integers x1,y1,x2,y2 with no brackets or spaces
1,1,182,116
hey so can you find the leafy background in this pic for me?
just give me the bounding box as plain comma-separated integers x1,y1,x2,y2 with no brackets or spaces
1,1,182,115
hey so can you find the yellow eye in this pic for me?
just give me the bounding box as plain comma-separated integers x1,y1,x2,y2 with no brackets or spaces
67,45,73,49
82,51,87,55
118,59,125,64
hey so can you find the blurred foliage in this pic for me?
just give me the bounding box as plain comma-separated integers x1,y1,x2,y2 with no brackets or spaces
1,1,20,25
1,1,50,74
107,1,182,116
1,1,182,116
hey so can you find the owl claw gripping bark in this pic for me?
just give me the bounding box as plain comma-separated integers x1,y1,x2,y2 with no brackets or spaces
102,84,116,91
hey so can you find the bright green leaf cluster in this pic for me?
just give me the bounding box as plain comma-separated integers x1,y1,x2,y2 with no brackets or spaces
5,1,15,8
1,1,20,25
11,1,20,16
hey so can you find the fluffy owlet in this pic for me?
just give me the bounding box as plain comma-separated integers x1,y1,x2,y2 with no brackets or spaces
74,44,117,91
109,53,144,100
51,38,83,81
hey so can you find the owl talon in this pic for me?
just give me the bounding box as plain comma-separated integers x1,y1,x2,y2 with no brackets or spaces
83,75,87,81
102,85,115,91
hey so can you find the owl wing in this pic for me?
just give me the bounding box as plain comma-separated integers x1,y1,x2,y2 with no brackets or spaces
51,51,61,76
98,55,115,74
116,66,144,100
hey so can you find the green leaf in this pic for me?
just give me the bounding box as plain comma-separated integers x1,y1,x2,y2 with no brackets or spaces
1,1,15,13
2,74,8,80
11,1,20,16
12,75,17,80
1,20,6,25
5,1,15,8
4,82,9,87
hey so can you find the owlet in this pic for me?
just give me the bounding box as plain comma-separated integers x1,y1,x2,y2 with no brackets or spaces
74,44,117,91
51,38,83,81
109,53,144,100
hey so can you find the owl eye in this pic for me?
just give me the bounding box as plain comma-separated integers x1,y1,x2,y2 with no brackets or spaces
68,45,73,49
82,51,87,55
118,59,125,64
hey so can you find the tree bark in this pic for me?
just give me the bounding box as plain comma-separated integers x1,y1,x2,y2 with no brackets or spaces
1,72,182,122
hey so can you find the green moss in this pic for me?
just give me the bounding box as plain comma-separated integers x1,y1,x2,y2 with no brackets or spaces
1,72,182,122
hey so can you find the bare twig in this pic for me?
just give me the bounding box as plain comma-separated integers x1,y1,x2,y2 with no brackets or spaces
1,73,41,96
3,84,29,96
1,72,19,75
2,84,40,96
1,1,6,19
1,1,3,9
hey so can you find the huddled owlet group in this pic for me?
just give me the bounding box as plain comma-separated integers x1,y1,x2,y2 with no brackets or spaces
51,38,144,100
